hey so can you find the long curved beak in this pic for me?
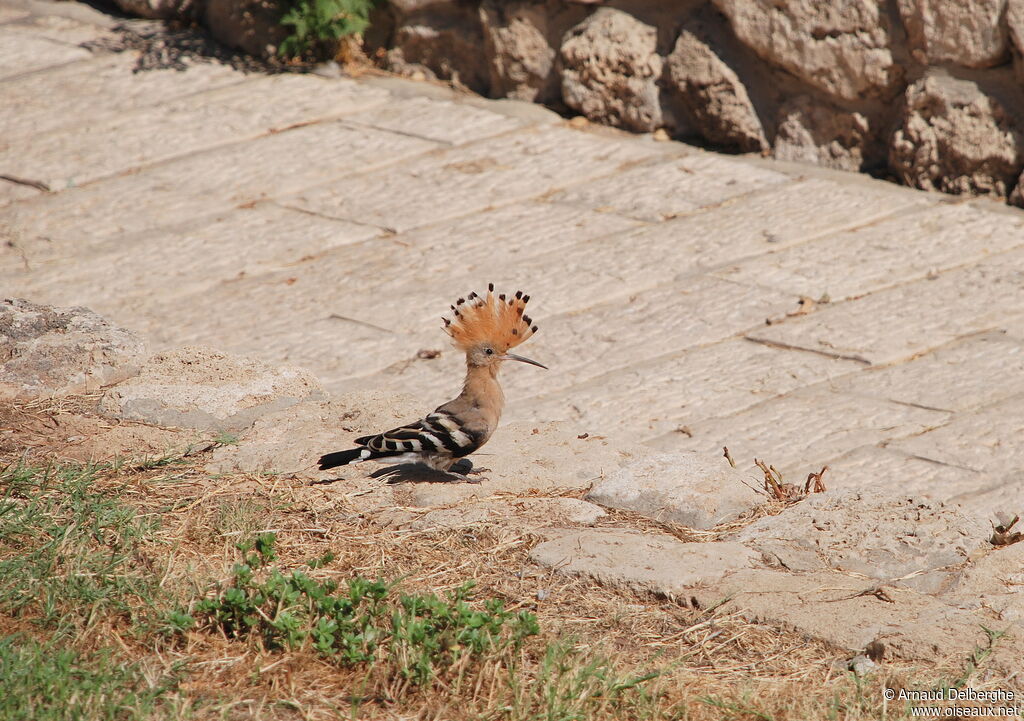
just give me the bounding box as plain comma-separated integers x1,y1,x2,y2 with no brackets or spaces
500,352,548,370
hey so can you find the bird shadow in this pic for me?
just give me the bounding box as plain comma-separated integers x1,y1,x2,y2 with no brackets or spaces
311,460,477,486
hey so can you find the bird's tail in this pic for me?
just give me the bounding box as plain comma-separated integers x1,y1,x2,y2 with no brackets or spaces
318,448,364,470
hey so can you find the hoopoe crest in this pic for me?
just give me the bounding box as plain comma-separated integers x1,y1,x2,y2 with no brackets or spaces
317,284,545,481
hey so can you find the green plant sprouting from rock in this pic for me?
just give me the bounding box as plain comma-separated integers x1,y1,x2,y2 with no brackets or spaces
278,0,375,61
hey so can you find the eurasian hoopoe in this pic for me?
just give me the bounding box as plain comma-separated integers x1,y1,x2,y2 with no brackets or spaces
317,284,545,482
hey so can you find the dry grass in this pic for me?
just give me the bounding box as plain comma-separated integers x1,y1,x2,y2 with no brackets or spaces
0,399,1013,720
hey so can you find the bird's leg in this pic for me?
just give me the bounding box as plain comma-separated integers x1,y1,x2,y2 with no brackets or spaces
449,458,491,476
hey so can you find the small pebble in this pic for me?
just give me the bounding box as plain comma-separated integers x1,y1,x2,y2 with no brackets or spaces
535,589,550,601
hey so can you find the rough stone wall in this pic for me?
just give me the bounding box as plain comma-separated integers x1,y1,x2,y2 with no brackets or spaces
371,0,1024,206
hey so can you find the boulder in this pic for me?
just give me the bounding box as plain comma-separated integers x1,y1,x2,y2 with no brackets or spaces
387,2,489,92
712,0,902,101
897,0,1008,68
559,8,663,132
0,299,146,401
732,489,991,593
889,73,1024,197
100,346,323,432
774,95,870,172
204,0,288,59
111,0,196,21
530,529,759,600
665,28,767,153
207,389,424,473
585,452,763,530
480,0,583,103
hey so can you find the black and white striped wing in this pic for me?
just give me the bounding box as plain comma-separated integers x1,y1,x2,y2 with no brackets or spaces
355,411,483,459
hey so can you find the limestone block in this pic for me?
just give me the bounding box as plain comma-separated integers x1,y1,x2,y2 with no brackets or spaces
586,452,763,529
897,0,1008,68
713,202,1024,301
651,389,947,481
480,0,583,103
288,125,664,233
833,332,1024,413
665,29,767,152
559,8,662,132
0,299,147,400
100,346,323,432
530,529,759,599
733,489,990,593
890,395,1024,477
748,247,1024,365
711,0,901,101
890,73,1023,198
773,95,870,172
518,338,860,441
552,153,788,222
0,30,90,80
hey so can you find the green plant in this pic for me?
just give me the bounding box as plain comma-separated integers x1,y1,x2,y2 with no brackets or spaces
0,635,183,721
278,0,375,60
180,533,539,685
0,462,161,634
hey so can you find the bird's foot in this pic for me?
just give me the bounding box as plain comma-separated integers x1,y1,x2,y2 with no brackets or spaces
443,470,486,484
450,459,491,477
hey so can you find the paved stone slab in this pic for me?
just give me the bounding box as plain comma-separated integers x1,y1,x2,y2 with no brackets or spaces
551,152,790,222
586,452,762,529
2,10,117,44
342,94,532,145
1,120,436,275
649,389,948,480
1,74,391,188
833,332,1024,412
748,247,1024,365
943,542,1024,625
0,178,41,207
890,395,1024,477
12,204,379,340
0,53,242,143
530,529,759,599
821,445,987,502
0,29,89,79
516,339,860,439
714,203,1024,301
286,125,667,232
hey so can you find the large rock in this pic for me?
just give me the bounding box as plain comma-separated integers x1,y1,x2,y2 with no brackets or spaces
0,299,146,401
897,0,1008,68
585,452,763,530
665,28,767,153
112,0,195,21
732,489,991,593
480,0,582,103
559,8,663,132
890,73,1024,197
204,0,288,59
100,346,323,432
530,529,759,601
387,2,489,92
712,0,901,101
207,389,424,473
774,95,870,171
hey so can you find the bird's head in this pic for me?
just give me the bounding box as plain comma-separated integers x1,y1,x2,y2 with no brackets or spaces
443,284,547,371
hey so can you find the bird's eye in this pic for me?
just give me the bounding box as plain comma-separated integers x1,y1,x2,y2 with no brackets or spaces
485,348,494,355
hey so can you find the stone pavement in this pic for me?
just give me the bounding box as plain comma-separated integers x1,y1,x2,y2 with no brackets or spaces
4,0,1024,521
